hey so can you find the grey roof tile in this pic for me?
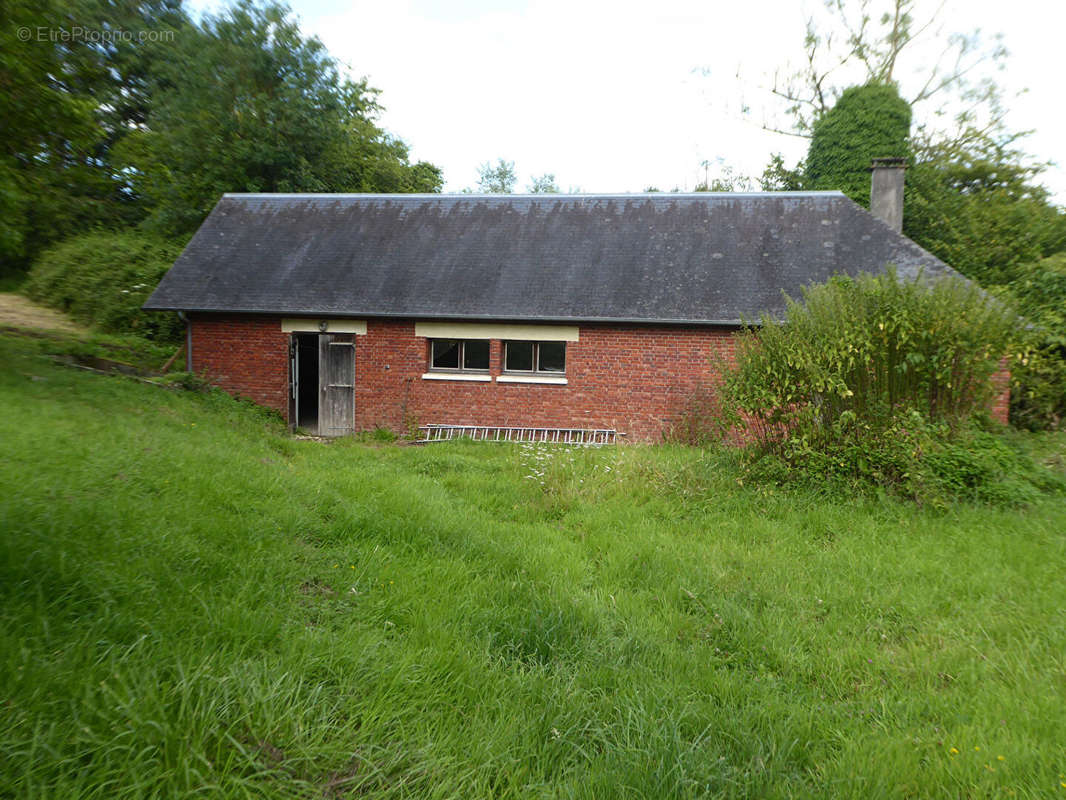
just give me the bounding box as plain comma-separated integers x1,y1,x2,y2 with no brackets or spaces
143,192,959,324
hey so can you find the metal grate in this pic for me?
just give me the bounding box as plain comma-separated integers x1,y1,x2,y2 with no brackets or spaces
417,424,619,445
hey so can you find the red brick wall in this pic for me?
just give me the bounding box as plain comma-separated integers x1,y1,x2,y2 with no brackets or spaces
990,360,1011,425
356,321,738,441
188,314,737,440
189,315,290,414
187,314,1011,438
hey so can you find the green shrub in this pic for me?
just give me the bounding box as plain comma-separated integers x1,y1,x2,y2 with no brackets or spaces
23,230,184,341
743,412,1062,507
1006,254,1066,430
723,270,1044,505
728,269,1016,435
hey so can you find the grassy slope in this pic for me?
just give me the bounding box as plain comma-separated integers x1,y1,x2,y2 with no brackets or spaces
0,293,88,336
1,333,1065,799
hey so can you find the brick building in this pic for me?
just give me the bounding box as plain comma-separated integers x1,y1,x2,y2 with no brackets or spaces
145,164,1006,439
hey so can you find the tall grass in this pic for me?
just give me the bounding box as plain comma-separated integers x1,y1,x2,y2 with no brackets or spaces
1,333,1065,798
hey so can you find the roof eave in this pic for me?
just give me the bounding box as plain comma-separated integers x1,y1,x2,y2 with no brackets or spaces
140,304,752,327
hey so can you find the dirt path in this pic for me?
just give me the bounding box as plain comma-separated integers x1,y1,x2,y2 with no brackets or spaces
0,293,87,335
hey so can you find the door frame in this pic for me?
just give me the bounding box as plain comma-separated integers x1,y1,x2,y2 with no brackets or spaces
286,326,357,436
288,335,299,429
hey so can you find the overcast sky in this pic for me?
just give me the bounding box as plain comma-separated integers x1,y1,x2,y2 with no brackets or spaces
188,0,1065,201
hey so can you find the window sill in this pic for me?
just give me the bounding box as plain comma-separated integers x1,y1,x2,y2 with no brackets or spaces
421,372,492,382
497,375,568,385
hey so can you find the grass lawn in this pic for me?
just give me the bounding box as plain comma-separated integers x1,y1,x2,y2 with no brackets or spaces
1,331,1065,798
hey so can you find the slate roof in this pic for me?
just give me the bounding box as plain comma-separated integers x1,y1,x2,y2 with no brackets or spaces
143,192,959,325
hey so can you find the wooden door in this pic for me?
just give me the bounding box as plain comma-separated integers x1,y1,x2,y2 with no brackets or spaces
318,333,354,436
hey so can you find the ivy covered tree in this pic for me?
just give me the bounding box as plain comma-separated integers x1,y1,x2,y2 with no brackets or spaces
806,83,911,205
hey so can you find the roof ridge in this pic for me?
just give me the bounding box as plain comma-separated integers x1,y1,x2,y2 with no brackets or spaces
221,191,846,200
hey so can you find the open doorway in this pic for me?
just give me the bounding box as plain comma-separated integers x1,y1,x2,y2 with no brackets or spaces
289,332,356,436
292,333,319,431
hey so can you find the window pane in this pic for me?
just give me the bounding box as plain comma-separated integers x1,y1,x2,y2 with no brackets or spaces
431,339,460,369
505,341,534,371
463,339,489,370
538,341,566,372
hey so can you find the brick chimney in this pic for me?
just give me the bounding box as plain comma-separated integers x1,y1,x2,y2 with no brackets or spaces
870,157,906,232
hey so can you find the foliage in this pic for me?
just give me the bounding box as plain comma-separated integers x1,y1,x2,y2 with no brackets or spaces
899,136,1066,426
118,1,440,235
0,0,189,273
475,159,517,193
0,0,96,270
728,270,1015,429
806,83,911,204
743,414,1062,507
759,154,807,191
62,0,189,148
724,270,1024,502
2,332,1066,797
903,139,1066,287
1006,254,1066,429
764,0,1066,409
1,0,441,266
527,174,560,193
23,231,185,340
690,157,807,194
694,163,757,192
765,0,1011,142
760,0,1066,286
759,0,1066,431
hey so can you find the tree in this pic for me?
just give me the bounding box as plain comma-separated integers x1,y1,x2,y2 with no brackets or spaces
694,162,757,192
806,83,911,204
117,1,441,234
1007,253,1066,429
0,0,100,270
528,174,559,193
475,159,517,193
692,156,806,194
63,0,189,153
761,2,1066,289
0,0,193,273
759,154,806,191
904,139,1065,287
766,0,1010,144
